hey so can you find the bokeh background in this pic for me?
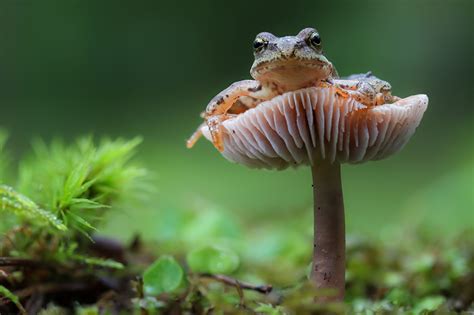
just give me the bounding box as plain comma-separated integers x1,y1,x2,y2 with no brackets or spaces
1,1,472,247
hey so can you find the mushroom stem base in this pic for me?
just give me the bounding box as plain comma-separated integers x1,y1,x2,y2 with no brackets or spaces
311,161,345,301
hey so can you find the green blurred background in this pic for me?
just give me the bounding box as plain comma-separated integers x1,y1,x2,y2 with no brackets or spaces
1,1,472,243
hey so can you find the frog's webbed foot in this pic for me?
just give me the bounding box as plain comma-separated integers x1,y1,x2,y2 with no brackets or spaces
333,76,396,106
187,81,260,150
187,114,239,150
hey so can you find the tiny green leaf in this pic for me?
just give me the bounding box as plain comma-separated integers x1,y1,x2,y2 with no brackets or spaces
187,245,239,274
143,255,184,296
71,198,107,209
66,211,97,232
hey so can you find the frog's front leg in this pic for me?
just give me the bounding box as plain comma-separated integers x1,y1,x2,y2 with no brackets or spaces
333,77,397,106
204,80,275,151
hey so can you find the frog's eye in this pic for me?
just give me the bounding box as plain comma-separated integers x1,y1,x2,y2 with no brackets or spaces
308,32,322,49
253,38,267,52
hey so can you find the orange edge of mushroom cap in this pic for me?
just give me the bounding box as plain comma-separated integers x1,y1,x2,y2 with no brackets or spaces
201,86,428,170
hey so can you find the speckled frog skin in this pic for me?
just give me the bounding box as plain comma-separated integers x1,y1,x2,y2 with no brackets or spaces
187,27,396,151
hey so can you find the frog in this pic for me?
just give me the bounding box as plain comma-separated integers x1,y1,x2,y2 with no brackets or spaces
187,27,396,152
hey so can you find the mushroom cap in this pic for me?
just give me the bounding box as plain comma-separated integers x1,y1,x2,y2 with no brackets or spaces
202,87,428,170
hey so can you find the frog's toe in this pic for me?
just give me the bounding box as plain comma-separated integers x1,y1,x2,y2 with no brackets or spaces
186,125,204,148
207,117,225,152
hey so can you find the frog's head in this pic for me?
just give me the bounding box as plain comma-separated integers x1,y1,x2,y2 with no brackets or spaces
250,28,334,89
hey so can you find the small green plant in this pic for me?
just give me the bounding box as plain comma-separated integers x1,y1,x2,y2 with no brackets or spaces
16,136,146,236
0,135,146,314
143,255,185,296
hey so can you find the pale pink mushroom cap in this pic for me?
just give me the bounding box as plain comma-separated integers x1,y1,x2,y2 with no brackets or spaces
202,87,428,170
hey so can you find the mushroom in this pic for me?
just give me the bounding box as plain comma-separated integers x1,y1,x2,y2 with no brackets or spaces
198,86,428,300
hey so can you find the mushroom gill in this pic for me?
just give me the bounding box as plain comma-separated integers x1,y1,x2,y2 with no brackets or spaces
201,86,428,170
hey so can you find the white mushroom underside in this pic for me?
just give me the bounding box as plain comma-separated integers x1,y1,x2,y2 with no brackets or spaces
202,87,428,170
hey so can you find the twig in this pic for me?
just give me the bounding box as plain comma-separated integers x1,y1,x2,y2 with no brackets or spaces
199,273,272,294
0,257,42,267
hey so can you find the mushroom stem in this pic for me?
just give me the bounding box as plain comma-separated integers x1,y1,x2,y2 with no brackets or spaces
311,160,345,301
